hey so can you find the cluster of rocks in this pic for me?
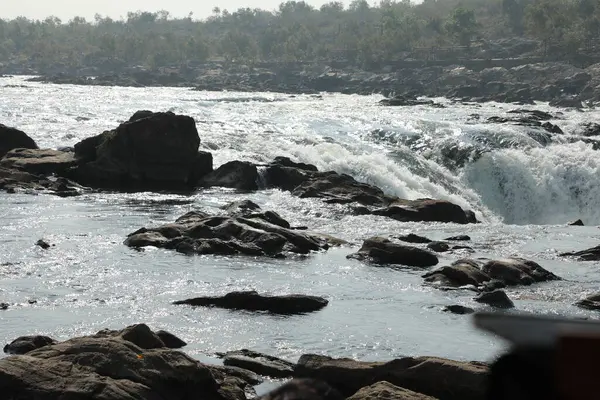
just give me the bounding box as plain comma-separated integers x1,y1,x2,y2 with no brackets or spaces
1,324,490,400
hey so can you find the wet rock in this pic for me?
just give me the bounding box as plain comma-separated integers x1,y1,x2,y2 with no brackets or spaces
272,156,318,172
0,328,243,400
442,305,475,315
379,96,440,108
348,237,439,267
0,148,77,175
202,161,259,190
481,258,560,286
210,365,263,386
173,291,328,315
423,259,490,287
261,379,343,400
568,219,584,226
0,303,8,310
125,208,332,257
0,124,38,158
396,234,432,244
474,290,515,309
561,244,600,261
347,381,436,400
223,200,291,229
35,239,51,249
426,241,450,253
220,349,295,378
575,294,600,311
294,354,488,400
445,235,471,241
3,335,57,355
94,324,173,349
155,330,187,349
578,122,600,137
71,111,208,190
370,199,477,224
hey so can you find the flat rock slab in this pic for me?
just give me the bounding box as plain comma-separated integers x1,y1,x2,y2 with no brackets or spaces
347,381,436,400
294,354,488,400
348,237,438,267
174,291,328,315
220,349,295,378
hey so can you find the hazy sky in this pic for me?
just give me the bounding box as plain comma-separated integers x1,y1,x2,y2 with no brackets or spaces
2,0,356,21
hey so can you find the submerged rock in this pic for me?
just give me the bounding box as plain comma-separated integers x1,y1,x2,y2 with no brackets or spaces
0,124,38,158
3,335,57,355
427,241,450,253
294,354,488,400
474,290,515,309
174,291,328,315
443,305,475,315
219,349,295,378
561,245,600,261
348,237,439,267
347,381,436,400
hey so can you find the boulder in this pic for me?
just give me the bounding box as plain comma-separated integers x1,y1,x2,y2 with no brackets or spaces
125,207,332,257
561,245,600,261
93,324,185,350
575,293,600,311
261,379,343,400
396,234,432,244
71,111,207,189
445,235,471,241
568,219,584,226
0,124,37,158
347,237,439,267
370,199,477,224
442,305,475,315
3,335,57,355
0,330,245,400
423,259,489,288
474,290,515,309
36,239,51,250
294,354,488,399
347,381,436,400
173,291,328,315
222,200,291,229
155,330,187,349
427,241,450,253
481,258,560,286
219,349,295,378
202,161,259,190
0,148,77,175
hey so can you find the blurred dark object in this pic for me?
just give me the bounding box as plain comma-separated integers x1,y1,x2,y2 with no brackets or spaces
261,379,344,400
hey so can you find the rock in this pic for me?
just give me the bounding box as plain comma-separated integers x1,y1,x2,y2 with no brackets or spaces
474,290,515,308
261,379,343,400
445,235,471,241
481,258,560,286
220,349,295,378
561,244,600,261
426,241,450,253
423,259,489,287
125,209,331,257
0,166,82,196
0,329,244,400
3,335,57,355
35,239,51,249
578,123,600,137
370,199,477,224
0,148,77,175
396,234,432,244
210,365,263,386
94,324,173,349
575,294,600,311
0,303,8,310
272,156,318,172
0,124,38,158
347,381,436,400
129,110,155,122
202,160,259,190
71,111,206,189
294,354,488,399
173,291,328,315
442,305,475,315
379,96,438,108
568,219,584,226
348,237,439,267
155,330,187,349
222,200,291,229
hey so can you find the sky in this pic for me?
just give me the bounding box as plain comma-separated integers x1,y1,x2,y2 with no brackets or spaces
2,0,356,21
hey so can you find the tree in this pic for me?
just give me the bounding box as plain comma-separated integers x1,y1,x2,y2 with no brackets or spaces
445,7,478,47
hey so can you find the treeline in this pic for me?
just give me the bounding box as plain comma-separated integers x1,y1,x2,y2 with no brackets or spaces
0,0,599,70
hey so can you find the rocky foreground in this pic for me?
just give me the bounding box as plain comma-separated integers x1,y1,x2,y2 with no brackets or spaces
0,324,489,400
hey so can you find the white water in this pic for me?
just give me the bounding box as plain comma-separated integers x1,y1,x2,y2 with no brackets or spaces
1,76,600,366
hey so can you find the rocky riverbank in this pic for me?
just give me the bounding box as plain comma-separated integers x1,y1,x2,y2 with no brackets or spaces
13,61,600,106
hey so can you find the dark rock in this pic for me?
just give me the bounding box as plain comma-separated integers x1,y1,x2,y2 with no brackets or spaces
0,124,38,159
71,111,203,189
0,148,78,176
561,245,600,261
173,291,328,315
222,200,262,215
347,381,436,400
129,110,155,122
396,234,432,244
442,305,475,315
579,123,600,137
0,328,244,400
481,258,560,286
210,365,263,386
272,156,318,172
94,324,168,349
261,379,344,400
202,161,259,190
0,166,84,196
481,279,507,292
575,294,600,311
0,303,8,310
474,290,515,308
220,349,295,378
379,96,438,108
155,330,187,349
568,219,584,226
36,239,51,250
371,199,477,224
348,237,438,267
423,259,489,288
427,241,450,253
125,209,331,257
445,235,471,241
294,354,488,400
3,335,57,355
191,151,214,181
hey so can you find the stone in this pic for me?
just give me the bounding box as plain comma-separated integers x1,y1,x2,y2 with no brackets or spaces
348,237,439,267
474,290,515,309
0,124,38,158
155,330,187,349
426,241,450,253
568,219,584,226
3,335,57,355
423,259,490,288
0,303,8,310
220,349,295,378
442,305,475,315
173,291,328,315
481,258,560,286
347,381,436,400
36,239,51,249
396,234,432,244
561,245,600,261
202,160,259,190
575,294,600,311
294,354,488,399
445,235,471,241
0,148,77,175
371,199,477,224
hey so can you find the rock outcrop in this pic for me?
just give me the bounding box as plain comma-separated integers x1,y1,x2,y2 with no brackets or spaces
174,291,329,315
0,124,38,158
348,237,439,267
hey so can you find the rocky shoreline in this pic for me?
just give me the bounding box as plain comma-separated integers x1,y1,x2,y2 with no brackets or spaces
8,60,600,106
